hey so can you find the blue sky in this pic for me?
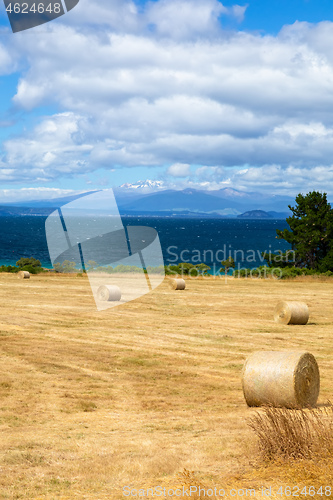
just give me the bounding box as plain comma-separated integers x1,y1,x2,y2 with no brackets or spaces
225,0,333,32
133,0,333,31
1,0,333,201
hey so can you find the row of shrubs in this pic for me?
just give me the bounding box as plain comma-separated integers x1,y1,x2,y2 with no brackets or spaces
0,259,207,275
279,266,333,279
0,257,44,275
53,261,166,274
0,258,166,275
2,257,333,279
166,263,333,279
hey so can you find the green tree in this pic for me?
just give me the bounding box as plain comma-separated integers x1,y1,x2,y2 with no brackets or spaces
165,264,181,275
276,191,333,271
54,260,77,273
195,263,211,275
16,257,41,269
178,263,196,276
220,256,235,276
53,262,64,273
63,260,77,273
261,250,296,269
87,260,97,271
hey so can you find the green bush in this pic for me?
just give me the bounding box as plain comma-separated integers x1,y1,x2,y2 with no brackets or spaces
53,260,77,273
279,266,319,279
146,265,165,275
165,264,181,275
280,267,304,279
165,262,211,276
195,263,211,275
0,265,19,273
21,265,40,275
113,265,139,273
0,257,45,274
16,257,42,269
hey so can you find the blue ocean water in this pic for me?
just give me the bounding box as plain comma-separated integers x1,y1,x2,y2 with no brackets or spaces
0,215,290,271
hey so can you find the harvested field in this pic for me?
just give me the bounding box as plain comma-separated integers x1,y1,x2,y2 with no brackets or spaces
0,273,332,499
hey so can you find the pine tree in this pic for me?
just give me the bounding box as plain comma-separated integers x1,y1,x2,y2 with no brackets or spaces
276,191,333,271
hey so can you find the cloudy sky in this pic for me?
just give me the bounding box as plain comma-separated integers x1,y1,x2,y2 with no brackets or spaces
1,0,333,201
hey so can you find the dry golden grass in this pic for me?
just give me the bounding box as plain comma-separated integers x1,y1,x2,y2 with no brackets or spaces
0,272,332,498
249,405,333,460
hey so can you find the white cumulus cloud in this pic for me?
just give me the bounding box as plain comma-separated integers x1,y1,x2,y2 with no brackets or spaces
167,163,191,177
1,1,333,195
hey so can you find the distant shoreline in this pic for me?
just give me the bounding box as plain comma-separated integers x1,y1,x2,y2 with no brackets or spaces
0,211,288,220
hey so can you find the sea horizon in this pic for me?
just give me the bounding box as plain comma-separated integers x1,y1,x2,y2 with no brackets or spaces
0,215,290,271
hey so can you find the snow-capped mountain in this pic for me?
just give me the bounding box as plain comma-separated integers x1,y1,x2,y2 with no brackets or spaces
120,180,165,190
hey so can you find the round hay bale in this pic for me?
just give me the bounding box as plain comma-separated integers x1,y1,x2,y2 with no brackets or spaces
274,301,309,325
170,278,186,290
18,271,30,279
97,285,121,302
242,351,320,409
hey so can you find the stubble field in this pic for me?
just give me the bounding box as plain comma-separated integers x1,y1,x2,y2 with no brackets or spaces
0,272,332,499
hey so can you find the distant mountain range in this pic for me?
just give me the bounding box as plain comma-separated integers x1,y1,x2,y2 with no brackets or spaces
113,184,293,218
0,183,294,218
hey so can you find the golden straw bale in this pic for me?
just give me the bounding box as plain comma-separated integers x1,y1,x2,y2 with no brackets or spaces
169,278,186,290
242,351,320,408
18,271,30,279
97,285,121,302
274,301,309,325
